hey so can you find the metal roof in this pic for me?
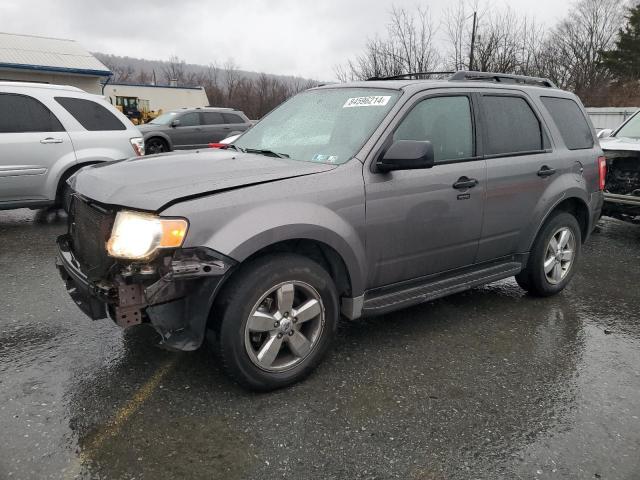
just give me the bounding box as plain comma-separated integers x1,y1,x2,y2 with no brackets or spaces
0,32,112,76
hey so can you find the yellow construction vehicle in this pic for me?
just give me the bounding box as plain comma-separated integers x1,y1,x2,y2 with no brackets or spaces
114,96,161,125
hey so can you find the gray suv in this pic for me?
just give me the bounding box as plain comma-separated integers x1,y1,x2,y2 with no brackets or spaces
56,72,604,391
138,107,251,153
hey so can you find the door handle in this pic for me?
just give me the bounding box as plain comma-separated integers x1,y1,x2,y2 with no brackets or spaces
223,126,231,130
537,166,556,177
40,137,63,144
452,176,479,190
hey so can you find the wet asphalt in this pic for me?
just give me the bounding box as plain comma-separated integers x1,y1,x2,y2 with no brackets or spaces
0,208,639,480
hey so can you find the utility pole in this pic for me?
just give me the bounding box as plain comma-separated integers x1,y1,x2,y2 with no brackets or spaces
469,11,477,71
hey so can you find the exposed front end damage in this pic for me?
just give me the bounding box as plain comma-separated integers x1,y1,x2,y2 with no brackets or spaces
55,196,236,351
602,150,640,222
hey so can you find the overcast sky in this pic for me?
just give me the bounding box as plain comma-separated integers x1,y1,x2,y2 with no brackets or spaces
2,0,573,81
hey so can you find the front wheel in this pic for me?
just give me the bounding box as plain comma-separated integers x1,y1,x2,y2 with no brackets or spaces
213,254,339,391
515,212,582,297
145,137,169,154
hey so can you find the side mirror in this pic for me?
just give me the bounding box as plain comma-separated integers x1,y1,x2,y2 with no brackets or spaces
376,140,435,172
597,128,613,139
171,119,181,128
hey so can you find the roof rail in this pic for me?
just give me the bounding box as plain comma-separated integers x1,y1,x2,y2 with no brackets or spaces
367,71,454,81
449,71,556,88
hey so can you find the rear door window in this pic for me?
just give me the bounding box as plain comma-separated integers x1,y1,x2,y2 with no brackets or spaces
541,96,594,150
55,97,126,131
201,112,224,125
0,93,64,133
393,95,474,163
223,113,245,124
481,95,544,155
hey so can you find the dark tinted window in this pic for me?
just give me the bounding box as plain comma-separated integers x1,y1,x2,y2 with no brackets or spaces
223,113,245,124
0,93,64,133
55,97,126,131
394,96,473,162
202,112,224,125
179,112,200,126
482,96,543,155
541,96,594,150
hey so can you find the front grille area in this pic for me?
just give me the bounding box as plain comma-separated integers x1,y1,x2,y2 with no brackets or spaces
69,196,116,281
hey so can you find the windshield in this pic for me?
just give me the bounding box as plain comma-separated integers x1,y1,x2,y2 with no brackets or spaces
234,88,401,164
150,111,179,125
615,112,640,139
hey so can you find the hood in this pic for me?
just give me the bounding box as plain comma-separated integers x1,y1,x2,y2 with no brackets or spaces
71,150,337,212
599,136,640,153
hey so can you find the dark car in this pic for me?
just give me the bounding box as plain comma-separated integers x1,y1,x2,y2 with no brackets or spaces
138,107,251,153
57,71,604,391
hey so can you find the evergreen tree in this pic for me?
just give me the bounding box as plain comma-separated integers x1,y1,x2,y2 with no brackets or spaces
602,4,640,81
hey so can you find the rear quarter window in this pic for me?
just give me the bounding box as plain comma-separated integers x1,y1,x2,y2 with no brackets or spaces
541,96,594,150
223,113,246,124
0,93,64,133
55,97,126,131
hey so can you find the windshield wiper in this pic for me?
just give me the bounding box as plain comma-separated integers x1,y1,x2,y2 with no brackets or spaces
243,148,290,158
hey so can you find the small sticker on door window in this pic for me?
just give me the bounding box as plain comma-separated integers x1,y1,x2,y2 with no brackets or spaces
343,96,391,108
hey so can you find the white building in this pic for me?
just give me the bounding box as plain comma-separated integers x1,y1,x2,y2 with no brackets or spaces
0,32,111,94
103,83,209,113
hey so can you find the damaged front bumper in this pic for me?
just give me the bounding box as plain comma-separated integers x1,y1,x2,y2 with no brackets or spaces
602,149,640,220
56,234,236,351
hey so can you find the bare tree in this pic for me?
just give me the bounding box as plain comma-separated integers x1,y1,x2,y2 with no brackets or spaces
162,55,186,84
223,58,241,101
443,0,483,70
535,0,626,103
335,6,440,80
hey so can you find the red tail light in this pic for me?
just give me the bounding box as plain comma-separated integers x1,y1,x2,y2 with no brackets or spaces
598,156,607,191
208,143,228,149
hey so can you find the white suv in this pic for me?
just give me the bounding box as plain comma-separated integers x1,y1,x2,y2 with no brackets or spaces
0,82,144,210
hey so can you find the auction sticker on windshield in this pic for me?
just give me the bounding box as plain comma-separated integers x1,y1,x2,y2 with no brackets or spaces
343,96,391,108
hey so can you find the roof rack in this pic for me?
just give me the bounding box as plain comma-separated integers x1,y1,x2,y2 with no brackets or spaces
449,71,556,88
367,72,454,81
367,70,556,88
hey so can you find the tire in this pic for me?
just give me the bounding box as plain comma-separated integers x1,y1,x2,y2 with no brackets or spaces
145,137,169,154
213,253,339,391
54,174,73,210
515,212,582,297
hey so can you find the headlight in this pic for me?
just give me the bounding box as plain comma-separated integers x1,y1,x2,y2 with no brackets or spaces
107,211,188,260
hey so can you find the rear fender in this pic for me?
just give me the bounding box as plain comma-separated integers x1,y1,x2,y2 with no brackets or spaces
520,184,591,252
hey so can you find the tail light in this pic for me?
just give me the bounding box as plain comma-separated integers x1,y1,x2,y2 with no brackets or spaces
208,142,228,149
598,156,607,191
130,137,145,156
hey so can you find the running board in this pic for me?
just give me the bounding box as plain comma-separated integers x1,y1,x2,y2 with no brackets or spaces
362,261,522,316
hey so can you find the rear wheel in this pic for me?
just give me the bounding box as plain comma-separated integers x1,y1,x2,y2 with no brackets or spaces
145,137,168,154
515,212,581,296
213,254,339,391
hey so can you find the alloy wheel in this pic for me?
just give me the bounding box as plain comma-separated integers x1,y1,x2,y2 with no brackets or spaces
244,281,325,372
544,227,576,285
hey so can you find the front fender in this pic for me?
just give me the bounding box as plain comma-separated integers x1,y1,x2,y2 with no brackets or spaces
205,202,367,296
173,199,366,296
